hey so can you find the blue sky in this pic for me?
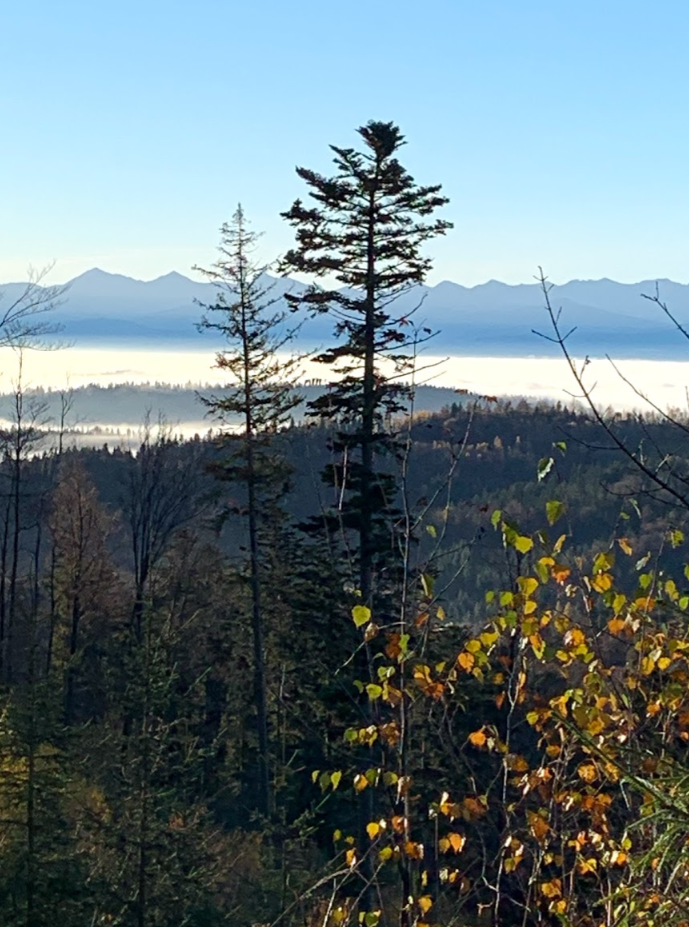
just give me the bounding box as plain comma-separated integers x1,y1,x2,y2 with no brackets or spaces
2,0,689,286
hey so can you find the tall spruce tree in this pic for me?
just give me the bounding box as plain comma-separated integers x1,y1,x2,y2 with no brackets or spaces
280,120,452,611
194,205,300,818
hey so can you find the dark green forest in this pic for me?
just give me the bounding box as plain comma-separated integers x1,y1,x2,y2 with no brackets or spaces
2,121,689,927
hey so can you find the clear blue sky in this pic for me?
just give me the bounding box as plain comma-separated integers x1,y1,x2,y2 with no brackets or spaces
2,0,689,286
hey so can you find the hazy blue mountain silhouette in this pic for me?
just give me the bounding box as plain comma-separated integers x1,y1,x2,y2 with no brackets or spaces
3,269,689,358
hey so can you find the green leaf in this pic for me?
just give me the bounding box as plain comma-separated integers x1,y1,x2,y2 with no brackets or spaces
330,770,342,790
546,500,565,526
366,684,383,700
491,509,502,529
639,572,653,591
593,551,615,573
537,457,554,482
421,573,435,597
352,605,371,628
612,593,626,615
671,529,685,548
535,559,549,584
426,524,437,538
554,441,567,454
636,553,651,571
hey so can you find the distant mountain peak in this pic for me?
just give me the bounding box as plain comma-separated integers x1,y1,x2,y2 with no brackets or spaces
152,271,193,283
74,268,118,280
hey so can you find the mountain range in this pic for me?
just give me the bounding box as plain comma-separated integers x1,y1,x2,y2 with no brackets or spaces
3,268,689,358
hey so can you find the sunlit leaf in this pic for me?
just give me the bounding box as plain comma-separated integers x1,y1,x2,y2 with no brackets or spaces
418,896,433,915
517,576,539,597
468,729,487,747
515,535,533,554
537,457,554,481
457,652,475,672
352,605,371,627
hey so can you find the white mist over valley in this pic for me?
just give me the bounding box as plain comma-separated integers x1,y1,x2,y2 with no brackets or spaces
1,268,687,445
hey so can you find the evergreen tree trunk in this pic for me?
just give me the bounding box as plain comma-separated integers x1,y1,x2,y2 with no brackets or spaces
360,187,376,610
195,204,300,821
244,354,271,818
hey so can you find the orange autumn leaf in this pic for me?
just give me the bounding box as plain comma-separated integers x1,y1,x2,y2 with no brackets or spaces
564,627,586,648
468,729,487,747
448,832,466,853
404,840,424,859
527,810,550,843
540,878,562,899
457,651,475,672
391,815,405,834
592,572,614,593
607,617,627,635
385,633,402,660
577,763,598,783
552,564,571,584
418,896,433,915
462,796,487,820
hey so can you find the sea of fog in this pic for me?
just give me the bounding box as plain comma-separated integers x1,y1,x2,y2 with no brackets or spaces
0,346,686,425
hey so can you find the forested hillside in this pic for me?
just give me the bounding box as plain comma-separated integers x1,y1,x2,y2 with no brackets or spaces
1,120,688,927
0,395,684,926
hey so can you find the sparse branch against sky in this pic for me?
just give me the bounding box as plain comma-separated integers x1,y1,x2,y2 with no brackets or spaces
2,0,689,285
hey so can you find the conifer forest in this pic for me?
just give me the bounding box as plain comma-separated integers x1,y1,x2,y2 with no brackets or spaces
2,122,689,927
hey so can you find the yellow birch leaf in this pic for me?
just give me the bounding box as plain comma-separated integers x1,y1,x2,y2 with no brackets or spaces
540,878,562,899
577,763,597,783
352,605,371,627
591,572,613,592
518,576,539,597
515,535,533,554
418,896,433,915
353,774,368,792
